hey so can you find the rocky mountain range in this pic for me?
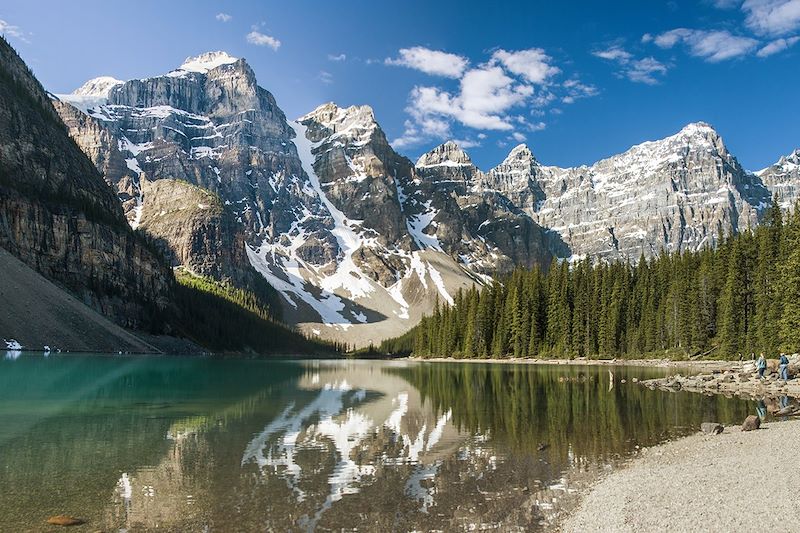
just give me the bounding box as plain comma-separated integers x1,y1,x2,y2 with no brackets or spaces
52,51,799,345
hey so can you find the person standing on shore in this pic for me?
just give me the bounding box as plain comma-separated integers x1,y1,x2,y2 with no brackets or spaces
757,353,767,379
779,353,790,381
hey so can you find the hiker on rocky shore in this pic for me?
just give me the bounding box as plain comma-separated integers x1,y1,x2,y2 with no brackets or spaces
757,353,767,379
779,353,790,381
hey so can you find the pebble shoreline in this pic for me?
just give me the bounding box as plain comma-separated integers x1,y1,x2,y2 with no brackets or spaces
561,418,800,532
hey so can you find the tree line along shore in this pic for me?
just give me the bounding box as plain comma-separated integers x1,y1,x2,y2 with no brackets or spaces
380,200,800,361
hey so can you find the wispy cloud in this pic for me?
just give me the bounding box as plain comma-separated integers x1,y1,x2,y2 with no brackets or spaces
385,46,469,78
561,79,599,103
246,30,281,50
318,70,333,84
0,18,27,42
757,34,800,54
328,53,346,61
653,28,758,61
711,0,742,8
452,138,482,148
215,13,232,22
593,45,668,84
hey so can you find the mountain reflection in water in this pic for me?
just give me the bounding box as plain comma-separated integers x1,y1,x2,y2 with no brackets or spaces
0,356,754,532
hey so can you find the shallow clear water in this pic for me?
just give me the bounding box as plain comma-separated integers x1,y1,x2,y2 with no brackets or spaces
0,354,756,531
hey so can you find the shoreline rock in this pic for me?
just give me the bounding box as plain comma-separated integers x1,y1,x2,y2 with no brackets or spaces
640,357,800,402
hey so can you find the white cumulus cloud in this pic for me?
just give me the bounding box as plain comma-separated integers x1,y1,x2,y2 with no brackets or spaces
246,31,281,50
742,0,800,36
490,48,560,84
385,46,469,78
389,46,593,150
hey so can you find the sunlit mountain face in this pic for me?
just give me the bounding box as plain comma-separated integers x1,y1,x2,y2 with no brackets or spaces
0,356,755,531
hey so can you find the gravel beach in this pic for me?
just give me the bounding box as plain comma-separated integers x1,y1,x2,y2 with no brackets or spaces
562,418,800,532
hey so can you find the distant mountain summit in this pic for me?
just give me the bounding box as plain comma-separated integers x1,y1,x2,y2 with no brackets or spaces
52,50,799,344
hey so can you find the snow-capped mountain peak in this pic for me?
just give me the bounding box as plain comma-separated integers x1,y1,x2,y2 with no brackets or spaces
299,102,379,146
678,121,717,135
781,148,800,166
416,141,474,168
71,76,123,98
176,51,239,74
502,143,536,164
56,76,124,112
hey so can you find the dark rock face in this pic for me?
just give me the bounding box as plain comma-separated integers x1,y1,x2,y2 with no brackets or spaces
741,415,761,431
413,142,554,273
0,37,171,330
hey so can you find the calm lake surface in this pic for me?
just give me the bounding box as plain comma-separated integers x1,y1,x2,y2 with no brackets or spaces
0,355,757,532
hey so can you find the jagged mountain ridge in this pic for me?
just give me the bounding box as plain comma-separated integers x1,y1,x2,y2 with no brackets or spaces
468,121,779,260
53,50,798,345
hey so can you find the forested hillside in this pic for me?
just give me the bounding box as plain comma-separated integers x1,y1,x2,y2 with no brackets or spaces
383,201,800,359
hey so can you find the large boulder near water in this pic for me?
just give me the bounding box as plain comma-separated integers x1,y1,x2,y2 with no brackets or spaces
701,422,724,435
741,415,761,431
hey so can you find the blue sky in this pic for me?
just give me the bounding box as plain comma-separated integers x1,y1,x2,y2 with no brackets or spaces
2,0,799,170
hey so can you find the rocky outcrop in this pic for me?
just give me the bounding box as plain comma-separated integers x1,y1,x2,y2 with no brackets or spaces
135,177,273,307
0,36,172,330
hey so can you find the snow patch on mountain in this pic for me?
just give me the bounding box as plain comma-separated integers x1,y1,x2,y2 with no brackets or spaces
55,76,124,112
291,121,377,300
406,200,442,251
173,51,238,75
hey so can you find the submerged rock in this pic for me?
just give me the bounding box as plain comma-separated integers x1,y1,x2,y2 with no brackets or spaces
700,422,724,435
46,515,85,526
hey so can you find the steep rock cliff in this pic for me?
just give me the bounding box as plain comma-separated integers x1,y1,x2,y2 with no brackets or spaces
0,37,172,329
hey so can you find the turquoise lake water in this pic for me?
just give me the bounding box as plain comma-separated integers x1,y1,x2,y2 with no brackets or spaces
0,354,757,531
